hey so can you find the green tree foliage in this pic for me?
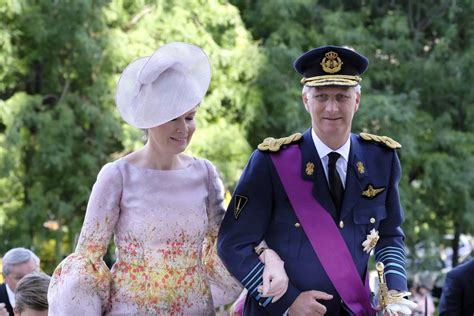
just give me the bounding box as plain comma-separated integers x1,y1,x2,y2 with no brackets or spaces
0,1,123,271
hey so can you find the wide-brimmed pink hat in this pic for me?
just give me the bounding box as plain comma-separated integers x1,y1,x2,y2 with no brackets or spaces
115,42,211,129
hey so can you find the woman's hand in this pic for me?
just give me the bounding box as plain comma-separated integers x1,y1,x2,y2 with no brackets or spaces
259,248,289,302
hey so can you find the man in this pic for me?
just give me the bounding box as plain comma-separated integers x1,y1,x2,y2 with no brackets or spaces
0,248,40,316
438,258,474,315
218,45,410,315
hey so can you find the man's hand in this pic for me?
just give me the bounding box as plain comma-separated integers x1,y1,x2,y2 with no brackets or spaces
259,248,289,302
288,290,333,315
374,290,417,316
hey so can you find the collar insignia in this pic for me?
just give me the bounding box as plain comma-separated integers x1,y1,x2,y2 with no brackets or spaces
356,161,365,174
234,195,248,220
362,184,385,199
320,51,343,74
305,162,315,176
362,228,379,253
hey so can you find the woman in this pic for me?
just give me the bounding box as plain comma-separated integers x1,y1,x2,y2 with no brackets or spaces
48,42,287,315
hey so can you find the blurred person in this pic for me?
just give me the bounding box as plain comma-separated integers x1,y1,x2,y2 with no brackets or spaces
218,45,415,315
48,42,287,315
13,273,50,316
439,258,474,315
412,284,435,316
0,248,40,316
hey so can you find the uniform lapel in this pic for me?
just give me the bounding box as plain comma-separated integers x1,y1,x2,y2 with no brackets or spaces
299,129,337,219
340,134,367,220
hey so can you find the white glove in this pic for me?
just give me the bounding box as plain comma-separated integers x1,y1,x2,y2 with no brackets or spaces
259,248,289,302
383,291,418,316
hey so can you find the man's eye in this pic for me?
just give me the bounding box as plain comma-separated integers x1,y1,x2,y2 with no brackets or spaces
315,94,329,101
185,116,195,121
336,94,350,102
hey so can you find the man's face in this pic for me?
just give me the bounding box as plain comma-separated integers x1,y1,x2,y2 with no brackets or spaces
303,86,360,148
3,260,38,291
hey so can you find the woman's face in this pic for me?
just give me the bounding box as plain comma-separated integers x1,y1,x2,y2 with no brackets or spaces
147,107,197,155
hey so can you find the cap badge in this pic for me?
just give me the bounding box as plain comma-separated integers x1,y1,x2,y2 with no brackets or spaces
356,161,365,174
305,162,315,176
320,51,343,74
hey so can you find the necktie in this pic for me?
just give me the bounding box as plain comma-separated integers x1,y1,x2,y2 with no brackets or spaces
328,152,344,220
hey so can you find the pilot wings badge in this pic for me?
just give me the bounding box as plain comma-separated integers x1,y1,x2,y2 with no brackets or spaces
362,184,385,199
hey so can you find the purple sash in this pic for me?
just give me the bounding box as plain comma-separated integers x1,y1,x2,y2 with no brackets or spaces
271,145,375,316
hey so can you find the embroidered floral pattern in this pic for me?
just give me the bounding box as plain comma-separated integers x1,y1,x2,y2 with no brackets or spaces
110,230,211,315
48,159,242,315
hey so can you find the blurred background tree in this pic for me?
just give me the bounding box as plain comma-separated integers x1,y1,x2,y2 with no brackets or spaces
1,0,473,279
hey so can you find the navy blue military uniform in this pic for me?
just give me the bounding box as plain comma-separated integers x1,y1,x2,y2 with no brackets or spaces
0,283,14,316
217,46,408,315
439,259,474,316
218,130,407,315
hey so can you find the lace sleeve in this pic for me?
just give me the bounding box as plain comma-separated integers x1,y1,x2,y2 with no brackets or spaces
48,162,122,315
202,159,243,307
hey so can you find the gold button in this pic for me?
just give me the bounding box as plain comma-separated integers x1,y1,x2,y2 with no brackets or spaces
370,217,376,224
294,222,301,228
339,220,344,228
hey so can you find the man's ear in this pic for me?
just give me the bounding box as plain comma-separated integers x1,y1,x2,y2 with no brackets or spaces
302,92,310,112
354,91,361,112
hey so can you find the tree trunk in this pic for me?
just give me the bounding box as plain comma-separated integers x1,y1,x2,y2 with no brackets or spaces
451,225,460,267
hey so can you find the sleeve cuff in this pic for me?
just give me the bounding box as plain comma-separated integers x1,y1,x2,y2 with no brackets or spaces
375,246,408,291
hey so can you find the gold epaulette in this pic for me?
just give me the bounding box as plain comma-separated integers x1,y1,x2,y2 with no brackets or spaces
258,133,302,152
359,132,401,149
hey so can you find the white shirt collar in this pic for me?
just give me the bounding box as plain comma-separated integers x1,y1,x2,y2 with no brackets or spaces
311,129,351,162
5,283,15,307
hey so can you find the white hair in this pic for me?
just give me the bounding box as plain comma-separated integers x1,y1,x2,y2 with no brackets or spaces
2,247,40,276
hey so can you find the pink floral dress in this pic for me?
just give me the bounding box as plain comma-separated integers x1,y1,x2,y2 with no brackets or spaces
48,158,242,315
